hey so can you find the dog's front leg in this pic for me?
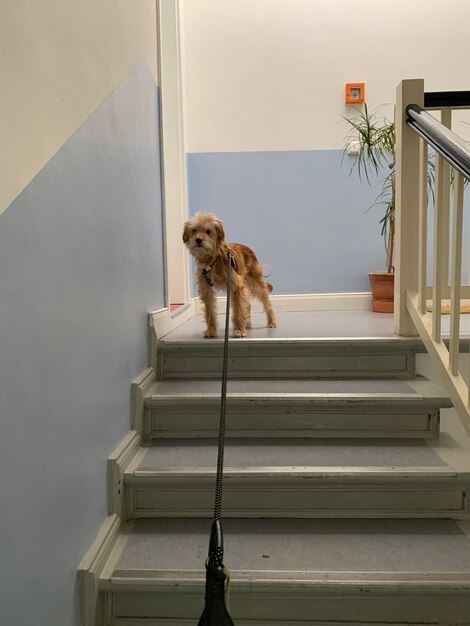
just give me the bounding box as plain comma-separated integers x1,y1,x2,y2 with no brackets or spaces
246,301,252,328
230,274,250,338
196,272,218,338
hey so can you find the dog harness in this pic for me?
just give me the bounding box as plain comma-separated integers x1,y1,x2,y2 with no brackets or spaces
202,252,237,288
202,266,215,288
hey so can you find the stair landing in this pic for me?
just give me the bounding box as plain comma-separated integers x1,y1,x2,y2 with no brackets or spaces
164,309,399,341
161,308,470,342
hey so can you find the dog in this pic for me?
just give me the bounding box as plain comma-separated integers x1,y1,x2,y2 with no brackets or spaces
183,212,277,338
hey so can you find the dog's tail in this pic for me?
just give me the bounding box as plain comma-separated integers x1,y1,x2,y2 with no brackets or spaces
266,282,273,293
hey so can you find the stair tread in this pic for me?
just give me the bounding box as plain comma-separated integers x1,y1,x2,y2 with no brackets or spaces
132,438,449,472
146,376,451,404
113,518,470,576
160,311,406,343
159,310,470,344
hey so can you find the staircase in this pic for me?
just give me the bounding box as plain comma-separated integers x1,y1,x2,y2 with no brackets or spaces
80,310,470,625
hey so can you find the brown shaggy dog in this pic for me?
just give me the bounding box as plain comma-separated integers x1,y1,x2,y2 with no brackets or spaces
183,212,277,338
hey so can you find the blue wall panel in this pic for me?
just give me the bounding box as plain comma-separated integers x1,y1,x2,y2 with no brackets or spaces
187,150,389,294
0,61,164,626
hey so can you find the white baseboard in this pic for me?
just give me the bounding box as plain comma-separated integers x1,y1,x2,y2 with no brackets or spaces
78,513,121,626
149,302,196,340
148,303,196,370
194,292,372,315
130,367,156,432
150,295,372,331
107,430,142,516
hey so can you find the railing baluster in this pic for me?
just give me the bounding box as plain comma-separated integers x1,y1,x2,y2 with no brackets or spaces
441,108,453,128
418,139,428,314
394,80,424,337
440,109,452,293
432,153,445,342
402,88,470,434
441,109,452,294
449,171,464,375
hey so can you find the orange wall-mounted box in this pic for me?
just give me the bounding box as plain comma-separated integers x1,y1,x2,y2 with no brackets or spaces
345,83,365,104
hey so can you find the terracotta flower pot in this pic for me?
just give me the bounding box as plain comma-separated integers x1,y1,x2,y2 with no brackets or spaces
369,272,394,313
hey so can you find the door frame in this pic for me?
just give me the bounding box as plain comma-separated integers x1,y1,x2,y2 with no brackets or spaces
157,0,189,309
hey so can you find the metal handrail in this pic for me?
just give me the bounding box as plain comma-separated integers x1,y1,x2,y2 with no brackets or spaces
406,104,470,182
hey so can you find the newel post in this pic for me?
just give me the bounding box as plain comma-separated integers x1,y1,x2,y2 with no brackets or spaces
394,79,424,336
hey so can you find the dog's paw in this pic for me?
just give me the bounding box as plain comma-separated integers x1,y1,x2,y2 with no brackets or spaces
204,329,218,338
232,328,247,338
267,320,277,328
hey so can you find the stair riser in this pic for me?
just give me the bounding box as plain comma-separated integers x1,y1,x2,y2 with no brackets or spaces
143,402,439,440
158,346,416,379
94,616,456,626
103,586,470,624
125,481,468,519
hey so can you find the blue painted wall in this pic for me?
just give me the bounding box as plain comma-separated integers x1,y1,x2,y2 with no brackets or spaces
0,61,165,625
187,150,388,294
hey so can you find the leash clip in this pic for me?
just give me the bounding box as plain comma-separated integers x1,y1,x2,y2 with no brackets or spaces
228,250,237,270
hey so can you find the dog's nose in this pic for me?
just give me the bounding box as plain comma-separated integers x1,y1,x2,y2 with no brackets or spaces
195,238,203,245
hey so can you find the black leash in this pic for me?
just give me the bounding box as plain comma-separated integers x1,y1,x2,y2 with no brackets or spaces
198,251,237,626
207,250,235,569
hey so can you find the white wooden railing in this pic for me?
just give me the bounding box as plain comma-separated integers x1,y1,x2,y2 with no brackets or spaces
395,79,470,434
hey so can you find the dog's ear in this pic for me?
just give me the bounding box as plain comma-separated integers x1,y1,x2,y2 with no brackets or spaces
213,219,225,243
182,221,192,244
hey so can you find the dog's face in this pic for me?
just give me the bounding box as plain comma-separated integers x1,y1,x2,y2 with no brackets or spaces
182,212,225,261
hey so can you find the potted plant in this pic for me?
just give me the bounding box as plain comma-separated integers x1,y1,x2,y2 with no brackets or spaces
342,103,396,312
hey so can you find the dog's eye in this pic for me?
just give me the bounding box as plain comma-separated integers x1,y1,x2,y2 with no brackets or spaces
205,229,211,235
192,229,196,234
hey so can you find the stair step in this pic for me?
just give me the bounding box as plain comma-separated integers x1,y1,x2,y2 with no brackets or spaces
156,311,429,379
157,336,423,379
101,518,470,624
143,377,450,439
124,438,469,518
80,311,470,625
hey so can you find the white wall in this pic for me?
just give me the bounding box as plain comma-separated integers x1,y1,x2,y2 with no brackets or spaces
181,0,470,295
0,0,158,215
181,0,470,153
